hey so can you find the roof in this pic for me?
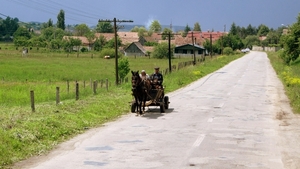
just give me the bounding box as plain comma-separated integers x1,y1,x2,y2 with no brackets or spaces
95,32,140,45
200,31,226,42
62,36,93,45
175,43,205,50
95,33,115,41
117,32,139,44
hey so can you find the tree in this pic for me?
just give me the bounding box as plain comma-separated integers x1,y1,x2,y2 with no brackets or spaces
182,24,191,37
93,35,106,51
151,42,174,59
104,37,122,48
96,22,113,33
149,20,162,33
138,27,147,37
257,24,269,36
246,24,257,35
85,30,95,50
280,13,300,64
242,35,260,48
57,9,65,30
130,26,139,32
130,26,147,37
13,27,31,40
161,28,173,40
0,16,19,37
75,24,90,36
229,22,237,35
193,22,201,31
118,58,130,81
47,19,53,27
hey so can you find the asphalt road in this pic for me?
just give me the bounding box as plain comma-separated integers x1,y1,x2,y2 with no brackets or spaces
15,51,300,169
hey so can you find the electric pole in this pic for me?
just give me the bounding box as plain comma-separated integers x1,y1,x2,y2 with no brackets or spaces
210,32,212,59
191,32,196,65
98,18,133,85
158,32,180,73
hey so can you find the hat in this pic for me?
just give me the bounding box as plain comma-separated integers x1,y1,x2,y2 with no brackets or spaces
141,70,145,73
154,67,159,70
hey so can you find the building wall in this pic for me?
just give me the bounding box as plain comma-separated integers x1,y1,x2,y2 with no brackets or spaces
252,45,281,52
124,44,145,56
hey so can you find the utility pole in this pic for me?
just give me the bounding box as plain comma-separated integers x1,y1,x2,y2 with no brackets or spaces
210,32,212,59
98,18,133,85
158,32,180,73
191,32,196,65
221,24,226,55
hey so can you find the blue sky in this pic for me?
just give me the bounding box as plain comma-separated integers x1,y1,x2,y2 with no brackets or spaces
1,0,299,31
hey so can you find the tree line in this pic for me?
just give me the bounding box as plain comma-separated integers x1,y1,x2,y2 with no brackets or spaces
0,10,299,63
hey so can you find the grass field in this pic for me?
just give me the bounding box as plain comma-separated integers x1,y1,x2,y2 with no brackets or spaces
267,51,300,113
0,46,243,168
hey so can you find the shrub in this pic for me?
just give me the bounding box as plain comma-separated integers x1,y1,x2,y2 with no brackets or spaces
99,48,122,58
81,47,88,52
223,47,233,55
118,58,130,80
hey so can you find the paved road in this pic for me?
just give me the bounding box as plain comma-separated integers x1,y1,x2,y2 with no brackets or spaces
16,51,300,169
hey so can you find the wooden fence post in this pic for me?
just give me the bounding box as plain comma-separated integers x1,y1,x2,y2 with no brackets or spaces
106,78,108,91
30,90,35,112
67,80,70,93
100,80,103,88
76,82,79,100
93,81,97,94
56,87,60,105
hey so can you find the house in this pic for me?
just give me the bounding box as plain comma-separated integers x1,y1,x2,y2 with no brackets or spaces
143,33,163,43
62,36,94,50
124,42,153,56
174,43,205,56
200,31,226,42
95,32,144,45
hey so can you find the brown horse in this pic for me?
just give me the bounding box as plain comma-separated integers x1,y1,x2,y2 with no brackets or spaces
131,71,152,115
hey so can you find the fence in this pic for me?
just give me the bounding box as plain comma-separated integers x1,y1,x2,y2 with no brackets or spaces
18,57,203,112
29,78,112,112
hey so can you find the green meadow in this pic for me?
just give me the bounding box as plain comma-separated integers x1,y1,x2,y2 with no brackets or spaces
268,51,300,113
0,46,242,168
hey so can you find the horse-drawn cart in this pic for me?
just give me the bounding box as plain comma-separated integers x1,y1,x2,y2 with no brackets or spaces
131,88,170,113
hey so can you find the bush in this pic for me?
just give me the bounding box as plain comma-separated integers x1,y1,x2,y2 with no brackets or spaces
118,58,130,80
223,47,233,55
81,47,88,52
99,48,122,58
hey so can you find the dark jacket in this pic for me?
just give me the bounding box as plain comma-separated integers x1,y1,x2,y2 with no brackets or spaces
151,72,163,85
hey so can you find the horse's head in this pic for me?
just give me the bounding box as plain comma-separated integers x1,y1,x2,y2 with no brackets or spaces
131,70,141,88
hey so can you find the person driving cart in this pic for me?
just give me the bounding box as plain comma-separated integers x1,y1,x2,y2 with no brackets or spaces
150,67,163,88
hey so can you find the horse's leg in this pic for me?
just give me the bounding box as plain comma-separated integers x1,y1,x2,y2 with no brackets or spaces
139,99,142,116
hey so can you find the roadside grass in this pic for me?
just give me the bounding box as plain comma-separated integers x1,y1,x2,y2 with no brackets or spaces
267,51,300,113
0,48,242,168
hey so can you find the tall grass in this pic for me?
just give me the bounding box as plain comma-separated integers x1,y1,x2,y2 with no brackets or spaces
268,51,300,113
0,47,242,168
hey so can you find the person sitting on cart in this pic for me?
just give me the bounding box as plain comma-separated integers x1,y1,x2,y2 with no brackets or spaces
139,70,150,81
150,67,163,89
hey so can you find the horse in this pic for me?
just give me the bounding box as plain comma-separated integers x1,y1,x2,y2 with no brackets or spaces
131,71,152,116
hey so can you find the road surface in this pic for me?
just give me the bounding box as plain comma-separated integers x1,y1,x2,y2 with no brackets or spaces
15,51,300,169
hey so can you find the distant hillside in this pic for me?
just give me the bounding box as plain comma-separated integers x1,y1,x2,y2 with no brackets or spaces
24,21,185,32
119,24,185,32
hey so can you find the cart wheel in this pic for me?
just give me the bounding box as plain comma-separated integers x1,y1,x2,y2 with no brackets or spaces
160,103,165,113
164,96,169,109
131,103,136,113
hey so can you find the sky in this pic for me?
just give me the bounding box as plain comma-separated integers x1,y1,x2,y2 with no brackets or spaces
1,0,299,31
